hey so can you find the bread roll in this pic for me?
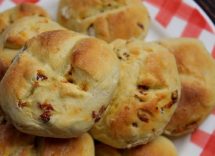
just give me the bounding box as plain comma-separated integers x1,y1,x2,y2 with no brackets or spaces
95,136,178,156
57,0,150,42
123,136,178,156
95,142,122,156
0,122,36,156
0,3,48,34
0,16,63,118
0,30,119,138
0,16,64,80
159,38,215,136
91,39,181,148
0,121,94,156
38,133,94,156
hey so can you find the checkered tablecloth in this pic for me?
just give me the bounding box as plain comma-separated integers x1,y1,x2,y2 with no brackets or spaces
0,0,215,156
144,1,215,156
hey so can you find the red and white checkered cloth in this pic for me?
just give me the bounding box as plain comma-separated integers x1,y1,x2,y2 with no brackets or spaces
143,1,215,156
0,0,215,156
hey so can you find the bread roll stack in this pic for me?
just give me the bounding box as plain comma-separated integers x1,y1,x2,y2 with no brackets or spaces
0,1,215,156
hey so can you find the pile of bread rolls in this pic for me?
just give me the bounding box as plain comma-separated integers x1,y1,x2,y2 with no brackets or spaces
0,1,214,155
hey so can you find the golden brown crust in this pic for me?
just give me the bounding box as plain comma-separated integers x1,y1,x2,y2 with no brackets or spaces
91,5,150,42
0,30,119,138
0,3,49,34
72,38,117,79
123,136,178,156
57,0,149,42
159,38,215,136
90,39,181,148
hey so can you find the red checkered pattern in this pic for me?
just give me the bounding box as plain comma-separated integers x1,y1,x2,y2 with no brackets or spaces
0,0,215,156
144,0,215,156
143,0,215,49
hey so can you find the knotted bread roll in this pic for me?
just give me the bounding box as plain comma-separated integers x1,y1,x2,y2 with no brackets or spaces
0,30,119,138
0,3,48,34
0,16,64,80
90,39,181,148
158,38,215,136
57,0,150,42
